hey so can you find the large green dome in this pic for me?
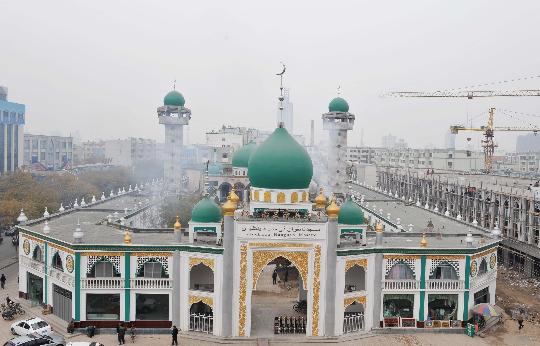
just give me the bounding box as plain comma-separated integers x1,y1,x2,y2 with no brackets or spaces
232,142,257,168
338,197,365,225
329,97,349,113
191,196,222,223
164,90,185,107
248,126,313,189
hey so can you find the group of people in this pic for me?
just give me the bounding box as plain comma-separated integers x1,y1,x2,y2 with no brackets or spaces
115,323,178,345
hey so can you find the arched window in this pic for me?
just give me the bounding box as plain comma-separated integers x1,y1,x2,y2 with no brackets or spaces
253,191,259,201
32,246,43,263
141,261,166,278
478,258,488,276
430,263,458,280
385,263,414,280
277,192,285,203
264,191,271,202
52,252,63,271
190,263,214,292
291,192,299,203
302,191,308,202
345,265,366,292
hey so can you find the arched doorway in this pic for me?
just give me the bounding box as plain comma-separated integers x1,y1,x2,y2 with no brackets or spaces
219,182,232,202
189,301,213,334
250,256,307,337
343,301,365,333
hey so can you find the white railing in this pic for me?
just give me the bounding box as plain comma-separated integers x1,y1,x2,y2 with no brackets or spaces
383,280,419,290
48,267,75,287
20,256,45,274
81,277,124,289
343,313,364,334
130,278,172,289
426,280,464,291
189,314,213,334
470,270,497,289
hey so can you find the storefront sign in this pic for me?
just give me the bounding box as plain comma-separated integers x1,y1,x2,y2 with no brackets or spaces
236,222,325,240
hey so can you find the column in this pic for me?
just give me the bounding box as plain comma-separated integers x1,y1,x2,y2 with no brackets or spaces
325,217,338,336
418,255,426,323
172,251,181,326
74,253,81,321
44,243,48,306
124,253,131,322
221,212,234,336
463,256,471,322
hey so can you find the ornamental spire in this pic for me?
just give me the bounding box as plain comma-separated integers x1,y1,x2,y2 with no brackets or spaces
276,62,286,127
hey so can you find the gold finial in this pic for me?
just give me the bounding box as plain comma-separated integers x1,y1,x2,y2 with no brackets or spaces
315,187,327,208
222,195,236,216
174,216,181,231
124,230,132,245
375,222,384,233
230,188,240,204
420,233,428,247
326,196,340,218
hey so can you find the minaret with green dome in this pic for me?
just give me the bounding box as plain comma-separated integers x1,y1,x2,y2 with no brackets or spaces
322,93,355,196
157,85,191,193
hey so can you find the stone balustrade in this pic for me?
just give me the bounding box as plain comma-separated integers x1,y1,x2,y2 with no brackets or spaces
426,279,464,290
382,279,419,290
81,277,124,289
130,278,172,289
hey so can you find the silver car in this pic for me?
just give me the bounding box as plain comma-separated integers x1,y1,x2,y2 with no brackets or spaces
3,332,66,346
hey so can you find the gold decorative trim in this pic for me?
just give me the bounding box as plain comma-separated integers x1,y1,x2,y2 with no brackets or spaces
238,244,248,336
383,255,421,260
81,252,125,256
22,235,44,244
189,295,213,308
344,295,366,308
427,255,465,260
252,251,308,290
132,252,172,257
312,245,321,336
48,242,74,254
189,257,215,271
472,248,497,260
345,258,367,272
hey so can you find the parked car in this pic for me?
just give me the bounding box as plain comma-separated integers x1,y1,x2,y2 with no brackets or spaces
10,317,52,336
4,332,65,346
66,343,105,346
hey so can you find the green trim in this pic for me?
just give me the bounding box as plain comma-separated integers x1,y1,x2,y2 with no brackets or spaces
463,291,470,321
340,228,363,234
419,291,425,322
44,243,48,305
463,255,471,321
124,253,131,322
74,253,81,321
419,255,426,321
194,226,217,233
337,243,499,256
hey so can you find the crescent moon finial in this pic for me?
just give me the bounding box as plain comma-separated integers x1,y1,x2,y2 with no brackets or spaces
276,62,286,76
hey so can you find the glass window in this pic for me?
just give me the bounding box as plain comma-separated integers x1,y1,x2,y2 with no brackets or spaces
478,259,488,276
430,264,458,280
86,294,120,320
386,263,415,280
31,321,49,329
95,262,114,277
383,294,414,318
141,262,165,278
135,294,169,320
427,294,458,320
32,246,43,262
52,253,63,271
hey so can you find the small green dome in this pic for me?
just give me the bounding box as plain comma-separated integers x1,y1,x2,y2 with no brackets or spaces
191,196,222,223
338,197,365,225
329,97,349,113
164,90,185,107
232,142,257,168
208,162,223,176
248,126,313,189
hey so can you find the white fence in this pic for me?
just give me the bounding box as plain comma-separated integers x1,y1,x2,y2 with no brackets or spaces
130,278,172,289
426,280,464,290
80,278,124,289
189,314,213,334
382,280,419,290
343,313,364,334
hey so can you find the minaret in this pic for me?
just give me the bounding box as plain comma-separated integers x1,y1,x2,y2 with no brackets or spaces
322,93,354,196
157,85,191,194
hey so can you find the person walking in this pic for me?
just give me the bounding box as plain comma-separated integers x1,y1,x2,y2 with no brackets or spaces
518,313,524,331
272,270,278,285
0,274,6,289
171,325,179,345
117,323,126,345
284,268,289,283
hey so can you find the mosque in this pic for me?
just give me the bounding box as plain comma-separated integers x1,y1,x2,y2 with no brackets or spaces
16,89,500,340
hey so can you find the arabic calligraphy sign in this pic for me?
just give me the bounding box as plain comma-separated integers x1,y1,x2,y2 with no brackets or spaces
236,222,326,240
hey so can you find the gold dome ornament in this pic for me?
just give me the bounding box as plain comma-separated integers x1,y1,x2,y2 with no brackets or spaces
375,222,384,233
222,196,237,216
315,188,327,209
174,215,181,231
420,233,428,247
230,188,240,204
326,197,340,218
124,229,132,245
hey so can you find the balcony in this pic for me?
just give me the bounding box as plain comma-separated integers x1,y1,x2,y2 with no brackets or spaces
81,277,124,289
426,280,464,291
382,280,419,290
130,278,172,289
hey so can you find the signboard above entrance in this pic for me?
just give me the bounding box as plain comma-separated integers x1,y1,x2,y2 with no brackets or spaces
236,222,326,240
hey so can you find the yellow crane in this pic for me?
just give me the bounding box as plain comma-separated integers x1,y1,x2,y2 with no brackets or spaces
450,108,540,172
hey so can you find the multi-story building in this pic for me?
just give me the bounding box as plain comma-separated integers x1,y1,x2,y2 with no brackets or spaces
374,148,484,171
104,137,157,167
23,134,73,170
0,86,25,173
73,140,107,165
205,126,265,150
16,125,499,340
495,152,539,172
381,134,408,150
516,133,540,153
346,147,379,164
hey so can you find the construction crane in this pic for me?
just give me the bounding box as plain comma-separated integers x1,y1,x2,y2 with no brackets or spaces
385,90,540,99
450,108,540,172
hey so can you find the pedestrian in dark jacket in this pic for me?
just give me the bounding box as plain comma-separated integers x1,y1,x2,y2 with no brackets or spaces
171,325,179,345
518,314,524,331
272,270,278,285
117,323,126,344
0,274,6,289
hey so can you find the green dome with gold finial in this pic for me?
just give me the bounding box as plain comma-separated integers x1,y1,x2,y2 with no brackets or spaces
164,90,185,107
329,97,349,113
338,197,365,224
191,196,222,223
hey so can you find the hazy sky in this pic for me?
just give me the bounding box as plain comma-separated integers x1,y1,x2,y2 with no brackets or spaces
2,0,540,152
